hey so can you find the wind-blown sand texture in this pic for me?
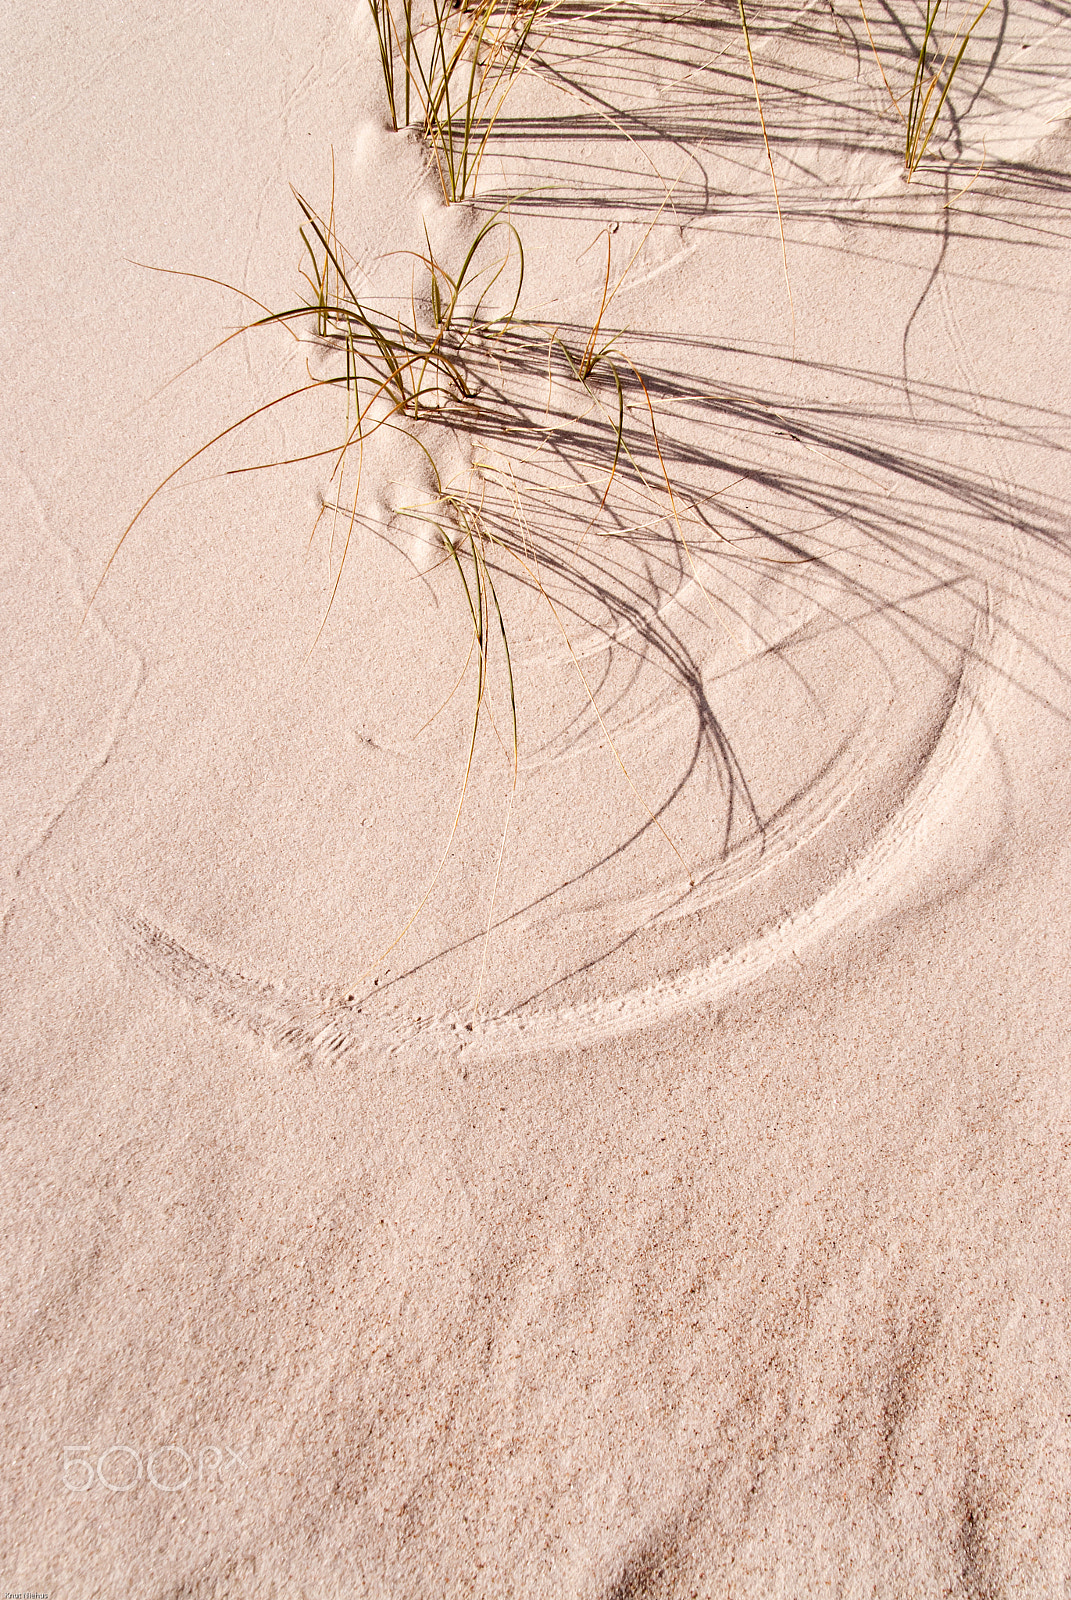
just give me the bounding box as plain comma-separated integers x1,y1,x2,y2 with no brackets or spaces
3,0,1071,1593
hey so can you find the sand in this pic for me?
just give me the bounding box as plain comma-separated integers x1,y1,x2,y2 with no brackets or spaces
2,0,1071,1593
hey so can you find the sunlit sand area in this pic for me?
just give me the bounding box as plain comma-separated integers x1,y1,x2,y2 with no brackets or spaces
3,0,1071,1592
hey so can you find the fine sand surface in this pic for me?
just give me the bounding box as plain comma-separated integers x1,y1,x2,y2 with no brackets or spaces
3,0,1071,1593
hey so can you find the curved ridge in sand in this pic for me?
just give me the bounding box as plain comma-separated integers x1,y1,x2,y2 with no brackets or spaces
107,564,1010,1065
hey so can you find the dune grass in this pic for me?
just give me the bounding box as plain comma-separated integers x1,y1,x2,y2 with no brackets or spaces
95,184,700,997
103,0,1009,993
91,188,525,602
293,185,526,419
904,0,993,176
858,0,994,177
304,205,696,929
367,0,547,200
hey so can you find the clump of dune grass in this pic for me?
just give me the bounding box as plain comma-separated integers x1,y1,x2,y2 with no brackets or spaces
367,0,547,200
308,208,696,921
858,0,994,177
90,186,525,604
903,0,993,176
292,184,526,421
95,190,699,1001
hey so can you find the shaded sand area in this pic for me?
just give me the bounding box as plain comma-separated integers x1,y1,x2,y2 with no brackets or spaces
3,0,1071,1592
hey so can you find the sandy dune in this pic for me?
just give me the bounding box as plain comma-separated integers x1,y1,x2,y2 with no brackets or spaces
3,0,1071,1593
